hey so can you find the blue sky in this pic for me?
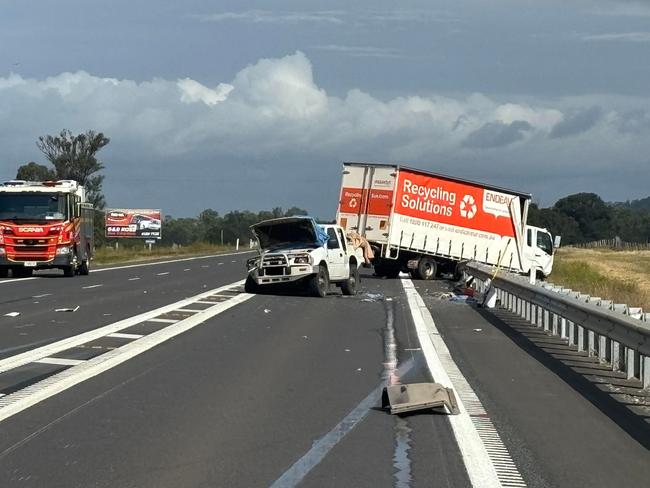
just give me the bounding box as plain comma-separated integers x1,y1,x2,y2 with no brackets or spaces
1,0,649,217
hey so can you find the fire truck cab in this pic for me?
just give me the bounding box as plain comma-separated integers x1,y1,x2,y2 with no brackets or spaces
0,180,94,278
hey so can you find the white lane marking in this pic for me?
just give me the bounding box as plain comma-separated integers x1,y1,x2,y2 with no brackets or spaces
147,318,178,324
34,357,85,366
82,284,103,289
156,272,170,276
0,283,244,376
0,285,252,423
270,358,415,488
32,294,52,298
201,265,209,268
183,268,191,272
128,277,141,281
401,278,506,488
106,332,144,340
217,262,224,266
175,308,204,313
0,251,254,286
269,385,383,488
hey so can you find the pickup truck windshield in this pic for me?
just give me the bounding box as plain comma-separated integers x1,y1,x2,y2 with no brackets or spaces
0,192,69,222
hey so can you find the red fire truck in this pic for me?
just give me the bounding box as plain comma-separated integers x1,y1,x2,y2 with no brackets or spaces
0,180,94,278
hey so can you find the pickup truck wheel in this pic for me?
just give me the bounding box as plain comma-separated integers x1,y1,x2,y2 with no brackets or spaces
310,265,329,297
244,275,260,294
341,264,359,296
416,257,437,280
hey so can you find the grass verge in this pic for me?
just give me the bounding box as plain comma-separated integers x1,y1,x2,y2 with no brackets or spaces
93,242,241,266
549,248,650,310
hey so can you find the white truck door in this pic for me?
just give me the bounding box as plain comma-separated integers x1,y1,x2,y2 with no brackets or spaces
523,226,554,276
325,227,347,280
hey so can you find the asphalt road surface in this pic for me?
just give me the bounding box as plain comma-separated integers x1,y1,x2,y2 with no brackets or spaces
0,256,647,487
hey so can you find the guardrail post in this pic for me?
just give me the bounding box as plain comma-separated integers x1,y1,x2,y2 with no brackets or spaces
543,309,550,332
599,335,609,363
627,349,639,380
560,317,567,339
612,341,622,371
552,312,559,335
644,356,650,390
568,320,576,346
577,325,585,352
588,330,596,357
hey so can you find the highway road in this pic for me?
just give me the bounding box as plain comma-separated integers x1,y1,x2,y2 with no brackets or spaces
0,254,648,487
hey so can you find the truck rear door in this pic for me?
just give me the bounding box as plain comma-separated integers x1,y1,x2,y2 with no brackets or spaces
336,163,396,244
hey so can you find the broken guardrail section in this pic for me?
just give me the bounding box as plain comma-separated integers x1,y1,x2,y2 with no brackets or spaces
382,383,460,415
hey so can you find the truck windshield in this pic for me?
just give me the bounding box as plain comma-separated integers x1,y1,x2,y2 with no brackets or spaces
0,192,69,222
537,231,553,255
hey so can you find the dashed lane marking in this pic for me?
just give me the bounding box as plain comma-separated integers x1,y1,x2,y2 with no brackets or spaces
34,358,85,367
156,272,170,276
82,284,103,289
128,277,141,281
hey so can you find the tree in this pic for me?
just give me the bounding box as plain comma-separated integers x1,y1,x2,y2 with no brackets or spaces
36,129,110,209
553,193,613,243
15,161,56,181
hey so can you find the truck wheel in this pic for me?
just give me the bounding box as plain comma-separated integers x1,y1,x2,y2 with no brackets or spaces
78,253,90,276
13,268,33,278
309,265,329,297
385,268,400,279
244,275,260,294
341,264,359,296
416,257,437,280
0,268,8,278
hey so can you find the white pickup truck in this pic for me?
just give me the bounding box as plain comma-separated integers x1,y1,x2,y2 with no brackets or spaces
245,216,364,297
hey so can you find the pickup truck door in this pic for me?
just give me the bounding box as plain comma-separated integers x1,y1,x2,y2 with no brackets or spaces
326,228,347,280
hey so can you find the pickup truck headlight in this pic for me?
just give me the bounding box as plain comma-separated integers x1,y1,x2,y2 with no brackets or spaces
246,257,260,270
56,246,72,255
293,256,309,264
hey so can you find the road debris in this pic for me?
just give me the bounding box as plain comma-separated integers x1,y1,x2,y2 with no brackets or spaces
55,306,80,312
382,383,460,415
361,293,384,303
473,328,482,332
4,312,20,317
264,308,271,314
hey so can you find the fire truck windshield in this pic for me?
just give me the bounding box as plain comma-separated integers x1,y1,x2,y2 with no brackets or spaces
0,192,69,222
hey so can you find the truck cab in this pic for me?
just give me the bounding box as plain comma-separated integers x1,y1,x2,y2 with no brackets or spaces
245,216,363,297
523,225,555,278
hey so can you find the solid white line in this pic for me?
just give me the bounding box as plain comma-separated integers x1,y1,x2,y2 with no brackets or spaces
194,301,216,305
35,357,85,366
175,308,203,313
146,318,178,324
401,278,502,488
0,282,244,376
106,333,143,340
0,285,252,423
82,284,103,289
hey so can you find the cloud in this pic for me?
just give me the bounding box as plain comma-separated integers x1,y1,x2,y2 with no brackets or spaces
582,31,650,42
189,10,345,25
463,121,533,148
549,106,603,138
0,52,648,214
312,45,402,58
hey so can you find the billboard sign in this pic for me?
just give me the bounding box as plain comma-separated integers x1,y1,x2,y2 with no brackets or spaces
105,209,162,239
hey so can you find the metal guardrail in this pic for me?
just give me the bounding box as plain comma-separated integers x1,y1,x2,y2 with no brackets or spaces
462,262,650,389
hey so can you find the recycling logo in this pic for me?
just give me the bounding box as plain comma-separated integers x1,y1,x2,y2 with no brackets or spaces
349,198,358,209
459,194,477,219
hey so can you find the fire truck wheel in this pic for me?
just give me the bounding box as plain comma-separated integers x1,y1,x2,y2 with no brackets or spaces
0,268,8,278
13,268,32,278
78,256,90,276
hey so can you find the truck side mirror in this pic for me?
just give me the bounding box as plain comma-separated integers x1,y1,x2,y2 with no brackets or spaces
553,235,562,249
